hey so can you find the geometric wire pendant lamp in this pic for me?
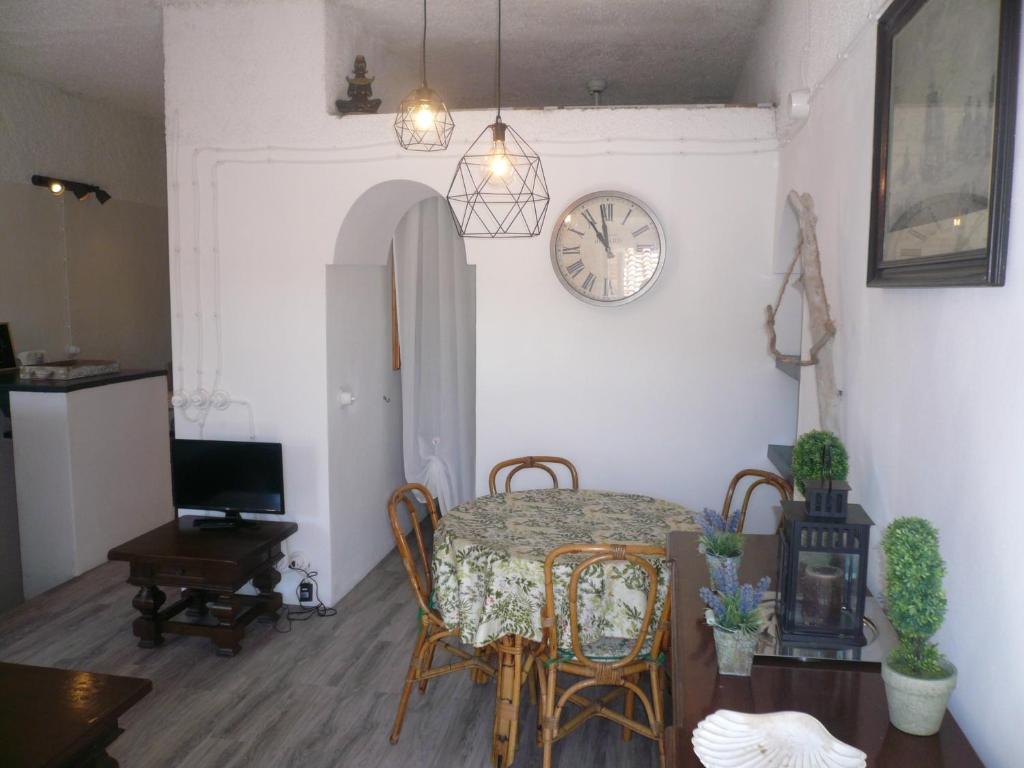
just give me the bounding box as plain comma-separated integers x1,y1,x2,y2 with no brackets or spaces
446,0,549,237
394,0,455,151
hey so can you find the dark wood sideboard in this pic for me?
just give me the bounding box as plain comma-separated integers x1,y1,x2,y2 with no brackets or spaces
666,531,981,767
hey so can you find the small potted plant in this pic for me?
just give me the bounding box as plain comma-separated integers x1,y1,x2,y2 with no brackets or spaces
699,560,770,676
696,508,742,581
791,430,849,494
880,517,956,736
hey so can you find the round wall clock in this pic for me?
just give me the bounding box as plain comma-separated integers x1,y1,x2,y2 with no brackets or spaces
550,190,666,306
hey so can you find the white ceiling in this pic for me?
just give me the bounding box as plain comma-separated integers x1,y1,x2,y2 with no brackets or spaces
0,0,770,117
0,0,166,115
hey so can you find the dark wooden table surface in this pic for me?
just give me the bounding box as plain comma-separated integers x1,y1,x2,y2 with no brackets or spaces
108,516,298,656
0,662,151,768
666,531,982,767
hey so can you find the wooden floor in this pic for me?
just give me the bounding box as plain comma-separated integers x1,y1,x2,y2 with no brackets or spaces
0,547,661,767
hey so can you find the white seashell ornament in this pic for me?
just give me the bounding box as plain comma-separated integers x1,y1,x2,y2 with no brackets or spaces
692,709,867,768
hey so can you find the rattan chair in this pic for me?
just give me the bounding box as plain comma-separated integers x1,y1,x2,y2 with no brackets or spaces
488,456,580,495
387,482,497,744
536,544,671,768
721,469,793,533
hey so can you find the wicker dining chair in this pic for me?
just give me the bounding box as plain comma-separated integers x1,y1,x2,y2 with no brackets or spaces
488,456,580,495
721,469,793,533
536,544,671,768
386,482,497,744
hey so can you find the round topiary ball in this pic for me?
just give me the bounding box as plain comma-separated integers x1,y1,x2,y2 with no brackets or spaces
791,430,849,494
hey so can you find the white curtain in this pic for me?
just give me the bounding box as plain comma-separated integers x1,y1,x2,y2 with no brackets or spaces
392,197,475,513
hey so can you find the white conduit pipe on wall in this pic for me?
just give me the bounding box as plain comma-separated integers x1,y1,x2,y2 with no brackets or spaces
169,127,799,441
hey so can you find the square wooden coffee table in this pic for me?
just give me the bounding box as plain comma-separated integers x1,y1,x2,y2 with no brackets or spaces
108,516,298,656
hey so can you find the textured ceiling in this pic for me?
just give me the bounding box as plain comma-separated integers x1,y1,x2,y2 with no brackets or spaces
344,0,772,109
0,0,770,116
0,0,165,115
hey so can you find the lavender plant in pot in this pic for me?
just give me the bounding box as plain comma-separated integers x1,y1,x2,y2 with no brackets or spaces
699,559,770,676
697,508,742,582
881,517,956,736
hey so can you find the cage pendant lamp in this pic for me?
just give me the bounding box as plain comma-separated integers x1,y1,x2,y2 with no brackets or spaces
446,0,549,237
394,0,454,151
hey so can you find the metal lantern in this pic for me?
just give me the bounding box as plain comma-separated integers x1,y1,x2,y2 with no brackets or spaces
776,499,873,648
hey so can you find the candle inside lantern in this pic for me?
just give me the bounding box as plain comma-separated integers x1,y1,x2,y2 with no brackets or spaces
799,563,843,626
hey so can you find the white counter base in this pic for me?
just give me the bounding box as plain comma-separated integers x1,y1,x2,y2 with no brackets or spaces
11,374,172,598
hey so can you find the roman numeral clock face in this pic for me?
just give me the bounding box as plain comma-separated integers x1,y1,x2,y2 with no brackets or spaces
550,192,666,306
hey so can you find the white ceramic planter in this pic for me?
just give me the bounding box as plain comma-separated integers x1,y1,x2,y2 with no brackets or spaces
704,552,742,584
881,659,957,736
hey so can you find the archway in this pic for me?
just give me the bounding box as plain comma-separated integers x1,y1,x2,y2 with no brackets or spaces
327,180,474,600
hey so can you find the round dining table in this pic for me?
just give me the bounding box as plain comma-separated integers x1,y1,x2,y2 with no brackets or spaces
431,488,696,767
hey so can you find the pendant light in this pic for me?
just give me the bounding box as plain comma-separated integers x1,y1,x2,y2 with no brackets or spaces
446,0,549,237
394,0,454,151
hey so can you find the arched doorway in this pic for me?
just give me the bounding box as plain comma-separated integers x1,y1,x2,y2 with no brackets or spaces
327,180,474,599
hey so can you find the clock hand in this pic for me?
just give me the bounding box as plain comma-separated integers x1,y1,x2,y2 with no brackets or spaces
600,206,611,252
582,210,610,249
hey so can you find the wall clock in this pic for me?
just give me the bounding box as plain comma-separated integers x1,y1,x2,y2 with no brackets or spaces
550,191,666,306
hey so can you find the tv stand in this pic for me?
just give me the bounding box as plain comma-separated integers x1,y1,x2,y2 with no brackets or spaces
192,512,260,530
108,516,298,656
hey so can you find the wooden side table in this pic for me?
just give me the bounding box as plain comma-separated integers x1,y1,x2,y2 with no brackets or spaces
665,531,982,767
0,662,151,768
108,516,298,656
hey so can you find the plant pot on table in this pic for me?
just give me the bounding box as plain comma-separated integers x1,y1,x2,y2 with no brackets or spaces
882,658,957,736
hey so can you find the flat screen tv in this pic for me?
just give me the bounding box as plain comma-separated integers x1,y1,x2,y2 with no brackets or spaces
171,439,284,527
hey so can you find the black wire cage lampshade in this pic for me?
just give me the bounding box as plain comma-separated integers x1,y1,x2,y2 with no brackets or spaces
394,0,454,151
394,86,454,151
445,0,549,238
447,118,549,237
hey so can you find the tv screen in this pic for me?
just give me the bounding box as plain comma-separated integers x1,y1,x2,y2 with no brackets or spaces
171,439,285,515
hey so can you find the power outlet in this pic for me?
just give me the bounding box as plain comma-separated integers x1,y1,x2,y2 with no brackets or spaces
288,551,311,572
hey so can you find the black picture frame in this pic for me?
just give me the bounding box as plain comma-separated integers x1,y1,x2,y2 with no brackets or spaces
868,0,1021,287
0,323,15,372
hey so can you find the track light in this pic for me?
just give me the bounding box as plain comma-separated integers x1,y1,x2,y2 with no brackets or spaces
31,175,111,204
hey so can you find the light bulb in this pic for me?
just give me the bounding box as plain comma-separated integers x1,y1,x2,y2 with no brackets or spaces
49,181,64,196
413,103,436,131
953,216,962,227
488,140,511,178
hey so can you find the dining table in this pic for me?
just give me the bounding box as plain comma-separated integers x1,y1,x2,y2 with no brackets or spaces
431,487,697,767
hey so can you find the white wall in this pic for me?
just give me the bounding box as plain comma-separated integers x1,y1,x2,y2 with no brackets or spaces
0,72,170,368
737,3,1022,764
165,0,800,606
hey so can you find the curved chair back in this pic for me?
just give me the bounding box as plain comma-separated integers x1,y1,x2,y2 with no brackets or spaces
721,469,793,533
387,483,441,616
488,455,580,495
541,544,670,672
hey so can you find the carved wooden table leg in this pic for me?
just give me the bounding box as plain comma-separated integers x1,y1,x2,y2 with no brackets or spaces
209,592,243,657
132,585,165,648
491,634,524,767
251,564,283,622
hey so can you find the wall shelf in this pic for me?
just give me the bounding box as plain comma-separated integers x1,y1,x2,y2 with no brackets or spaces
767,444,793,482
774,358,800,382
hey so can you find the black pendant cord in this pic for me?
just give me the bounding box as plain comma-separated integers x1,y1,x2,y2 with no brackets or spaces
421,0,428,88
495,0,502,121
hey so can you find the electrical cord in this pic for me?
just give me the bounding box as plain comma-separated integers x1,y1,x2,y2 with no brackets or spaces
273,564,337,633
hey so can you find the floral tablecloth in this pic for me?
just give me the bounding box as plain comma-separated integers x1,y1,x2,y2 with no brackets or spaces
431,489,696,650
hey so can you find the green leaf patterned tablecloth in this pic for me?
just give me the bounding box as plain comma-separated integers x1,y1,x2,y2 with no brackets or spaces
431,489,697,650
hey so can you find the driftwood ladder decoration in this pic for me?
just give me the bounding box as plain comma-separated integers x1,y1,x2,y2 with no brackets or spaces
765,191,839,433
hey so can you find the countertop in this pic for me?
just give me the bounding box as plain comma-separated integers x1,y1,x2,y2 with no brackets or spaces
0,368,166,394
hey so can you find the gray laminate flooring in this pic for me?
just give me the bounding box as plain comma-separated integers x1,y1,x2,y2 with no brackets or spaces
0,545,660,768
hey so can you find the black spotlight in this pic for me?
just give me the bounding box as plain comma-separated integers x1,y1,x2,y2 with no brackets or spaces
31,175,111,204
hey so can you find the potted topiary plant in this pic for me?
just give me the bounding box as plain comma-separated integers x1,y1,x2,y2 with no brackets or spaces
699,559,770,676
791,430,849,494
696,508,742,581
880,517,956,736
